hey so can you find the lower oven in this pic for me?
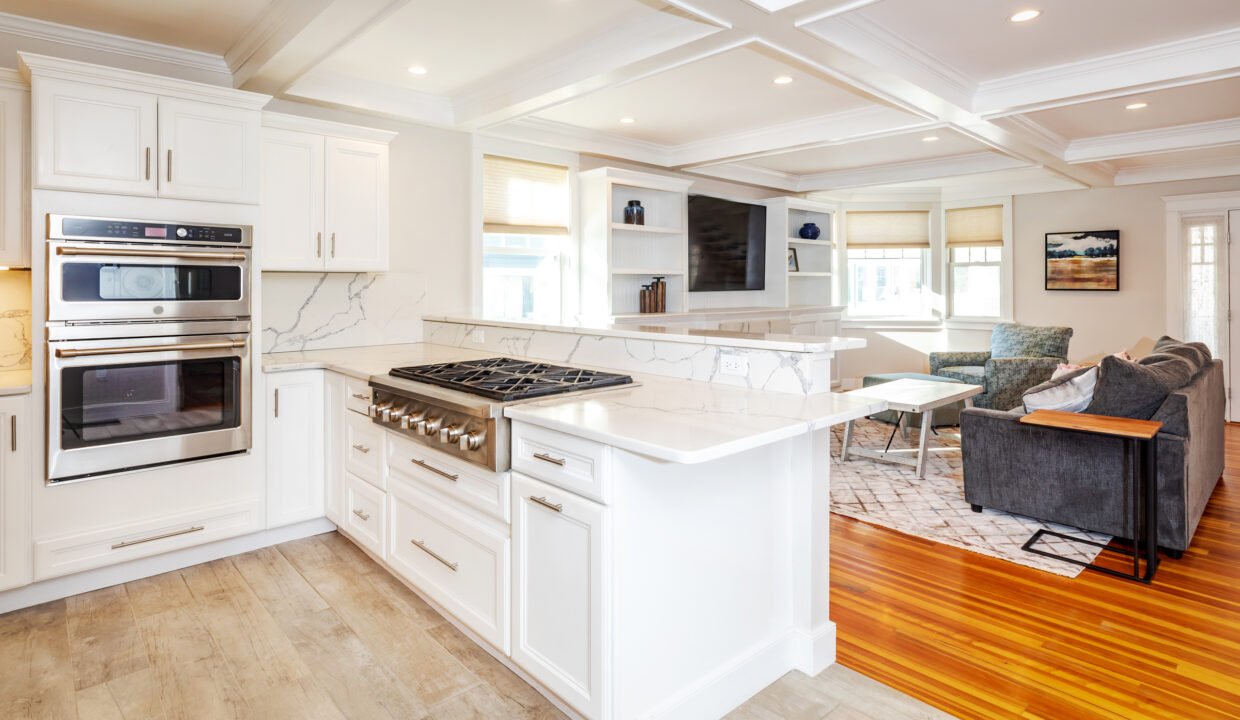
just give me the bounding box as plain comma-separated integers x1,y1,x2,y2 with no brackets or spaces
47,320,252,483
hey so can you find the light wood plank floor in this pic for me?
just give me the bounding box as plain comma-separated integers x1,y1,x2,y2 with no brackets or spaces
832,424,1240,720
1,531,948,720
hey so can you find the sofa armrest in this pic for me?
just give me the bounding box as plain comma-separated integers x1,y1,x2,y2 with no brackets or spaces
929,350,990,374
982,356,1062,411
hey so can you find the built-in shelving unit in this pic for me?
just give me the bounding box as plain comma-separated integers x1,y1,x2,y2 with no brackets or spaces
768,196,837,308
580,167,693,318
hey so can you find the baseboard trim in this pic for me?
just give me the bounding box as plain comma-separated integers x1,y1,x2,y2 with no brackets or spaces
0,518,336,615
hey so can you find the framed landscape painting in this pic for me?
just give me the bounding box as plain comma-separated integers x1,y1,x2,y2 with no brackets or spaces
1045,230,1119,291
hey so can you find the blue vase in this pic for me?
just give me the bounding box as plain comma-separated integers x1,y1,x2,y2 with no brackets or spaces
798,222,821,240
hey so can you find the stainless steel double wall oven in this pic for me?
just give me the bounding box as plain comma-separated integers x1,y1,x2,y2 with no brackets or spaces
46,215,253,482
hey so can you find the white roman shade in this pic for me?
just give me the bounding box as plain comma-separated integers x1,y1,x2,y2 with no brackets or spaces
946,205,1003,248
482,155,570,235
845,211,930,249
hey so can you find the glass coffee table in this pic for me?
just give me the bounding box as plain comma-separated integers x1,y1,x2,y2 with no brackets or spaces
840,378,983,479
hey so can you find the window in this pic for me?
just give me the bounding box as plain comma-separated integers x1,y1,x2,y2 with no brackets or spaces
482,155,570,322
1184,215,1225,355
946,205,1003,318
845,211,930,318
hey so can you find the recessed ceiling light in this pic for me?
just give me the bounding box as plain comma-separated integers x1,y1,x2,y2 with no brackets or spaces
1009,9,1040,22
773,75,794,85
922,135,940,142
407,65,428,75
1125,102,1148,110
620,117,635,124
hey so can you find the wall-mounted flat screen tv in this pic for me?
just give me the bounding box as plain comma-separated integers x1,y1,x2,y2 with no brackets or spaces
687,195,767,292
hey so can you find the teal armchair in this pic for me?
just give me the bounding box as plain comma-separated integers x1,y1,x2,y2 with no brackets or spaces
929,323,1073,411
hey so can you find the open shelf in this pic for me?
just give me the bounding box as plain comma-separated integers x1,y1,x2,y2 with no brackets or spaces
788,238,833,247
611,222,682,235
613,267,685,275
789,271,832,277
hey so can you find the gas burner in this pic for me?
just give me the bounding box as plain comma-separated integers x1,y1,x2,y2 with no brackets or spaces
389,358,633,402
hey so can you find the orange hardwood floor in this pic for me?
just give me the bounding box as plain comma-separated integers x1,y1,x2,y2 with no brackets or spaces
829,425,1240,720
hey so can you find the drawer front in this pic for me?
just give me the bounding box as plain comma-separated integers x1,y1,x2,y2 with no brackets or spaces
387,477,509,652
344,473,386,559
387,432,509,523
345,413,386,489
512,423,611,504
34,499,262,580
344,376,373,415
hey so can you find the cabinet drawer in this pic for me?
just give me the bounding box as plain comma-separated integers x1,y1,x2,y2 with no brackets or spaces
387,433,509,522
344,376,372,415
34,499,261,580
512,423,611,504
343,473,385,559
345,413,385,489
387,477,509,652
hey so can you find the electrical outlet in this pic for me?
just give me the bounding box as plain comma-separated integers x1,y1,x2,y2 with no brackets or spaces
720,353,748,377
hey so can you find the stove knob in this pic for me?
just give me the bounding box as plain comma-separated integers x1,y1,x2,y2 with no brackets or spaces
421,417,443,436
401,410,427,430
384,406,409,423
368,403,390,418
459,430,486,452
439,425,463,444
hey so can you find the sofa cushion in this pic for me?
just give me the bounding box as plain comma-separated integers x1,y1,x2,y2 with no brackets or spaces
1085,354,1194,420
937,365,985,386
1022,366,1098,413
1147,336,1212,373
990,323,1073,360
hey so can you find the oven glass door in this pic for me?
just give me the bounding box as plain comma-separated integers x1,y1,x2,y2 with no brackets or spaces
49,243,251,321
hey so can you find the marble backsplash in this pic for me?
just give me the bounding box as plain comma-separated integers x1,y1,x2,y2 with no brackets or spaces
261,271,427,353
0,271,31,371
423,319,833,395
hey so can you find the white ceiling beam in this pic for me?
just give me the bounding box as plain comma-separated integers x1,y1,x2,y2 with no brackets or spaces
682,162,801,191
282,69,455,127
1064,118,1240,164
795,152,1032,191
1116,158,1240,186
975,27,1240,118
479,117,669,167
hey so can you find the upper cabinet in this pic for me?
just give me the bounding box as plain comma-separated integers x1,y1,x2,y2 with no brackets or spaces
0,73,29,268
21,53,268,205
261,114,394,273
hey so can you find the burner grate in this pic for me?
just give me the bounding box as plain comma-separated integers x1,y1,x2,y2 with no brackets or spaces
389,358,633,401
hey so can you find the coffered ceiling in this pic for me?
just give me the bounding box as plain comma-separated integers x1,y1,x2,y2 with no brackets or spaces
5,0,1240,193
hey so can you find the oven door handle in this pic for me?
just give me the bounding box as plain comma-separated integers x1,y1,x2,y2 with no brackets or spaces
55,246,248,261
55,340,247,358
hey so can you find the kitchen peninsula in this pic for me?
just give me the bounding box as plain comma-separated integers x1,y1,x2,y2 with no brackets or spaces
261,320,879,720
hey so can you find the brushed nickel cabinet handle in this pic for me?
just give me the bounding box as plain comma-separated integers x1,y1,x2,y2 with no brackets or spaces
530,496,563,513
112,525,204,549
352,508,371,521
351,392,369,401
533,452,566,466
166,149,172,182
145,147,151,180
55,340,246,358
351,444,370,454
411,458,458,481
316,231,322,258
330,232,336,258
411,539,458,571
9,415,14,452
274,388,279,418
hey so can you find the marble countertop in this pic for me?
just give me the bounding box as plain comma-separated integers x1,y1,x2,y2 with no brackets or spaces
423,314,866,354
263,343,884,464
0,370,32,396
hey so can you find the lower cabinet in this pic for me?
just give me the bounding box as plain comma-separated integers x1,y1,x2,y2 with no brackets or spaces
265,370,326,528
511,471,608,719
0,395,31,592
343,471,386,559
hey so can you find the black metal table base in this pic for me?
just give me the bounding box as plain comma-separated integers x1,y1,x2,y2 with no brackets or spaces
1022,529,1159,583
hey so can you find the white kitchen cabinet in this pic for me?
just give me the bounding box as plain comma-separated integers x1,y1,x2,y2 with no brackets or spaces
0,79,29,268
260,114,394,272
324,372,346,526
511,471,608,719
0,395,31,592
157,97,259,204
266,370,326,528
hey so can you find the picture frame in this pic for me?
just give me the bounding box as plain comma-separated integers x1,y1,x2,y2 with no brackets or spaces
787,247,799,272
1045,230,1119,291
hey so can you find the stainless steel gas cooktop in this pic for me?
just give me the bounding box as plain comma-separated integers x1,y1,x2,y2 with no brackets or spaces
387,357,634,402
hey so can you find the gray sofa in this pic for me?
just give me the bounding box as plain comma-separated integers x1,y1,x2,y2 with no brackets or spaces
960,359,1225,553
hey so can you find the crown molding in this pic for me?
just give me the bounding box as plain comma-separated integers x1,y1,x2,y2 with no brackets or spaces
18,52,269,109
796,152,1031,191
481,117,668,167
792,0,883,26
262,111,396,143
683,161,800,191
1118,158,1240,186
0,67,26,91
1065,117,1240,164
995,115,1068,158
284,69,453,127
975,27,1240,116
0,11,230,77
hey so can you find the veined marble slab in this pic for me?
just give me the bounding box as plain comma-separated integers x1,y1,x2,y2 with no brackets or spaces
261,271,427,353
261,343,497,380
0,369,31,396
0,272,32,373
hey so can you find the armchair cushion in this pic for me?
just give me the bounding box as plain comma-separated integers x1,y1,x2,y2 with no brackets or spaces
982,357,1062,412
929,350,990,375
937,365,985,386
990,323,1073,359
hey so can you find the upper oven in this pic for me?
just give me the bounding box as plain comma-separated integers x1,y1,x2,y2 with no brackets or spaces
47,214,251,323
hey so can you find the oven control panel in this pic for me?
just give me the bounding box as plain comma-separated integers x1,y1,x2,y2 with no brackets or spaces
367,389,500,471
48,215,250,247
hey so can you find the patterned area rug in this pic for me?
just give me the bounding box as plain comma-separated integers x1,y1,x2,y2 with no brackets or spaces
830,418,1112,578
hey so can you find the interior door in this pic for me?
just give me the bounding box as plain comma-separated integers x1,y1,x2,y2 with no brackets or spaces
1230,211,1239,420
158,97,259,204
261,128,325,271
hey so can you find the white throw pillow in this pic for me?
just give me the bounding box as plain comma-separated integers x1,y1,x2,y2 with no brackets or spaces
1023,366,1099,413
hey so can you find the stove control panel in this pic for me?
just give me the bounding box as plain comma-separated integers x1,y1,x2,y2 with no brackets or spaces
367,390,498,470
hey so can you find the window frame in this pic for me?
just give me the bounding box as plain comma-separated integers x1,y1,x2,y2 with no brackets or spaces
840,203,939,324
943,197,1013,328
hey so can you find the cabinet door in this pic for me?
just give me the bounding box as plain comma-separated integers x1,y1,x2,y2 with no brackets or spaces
266,371,326,528
0,86,28,267
261,128,325,271
324,137,388,272
33,78,157,196
323,372,345,525
511,472,608,718
158,97,260,204
0,397,31,592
